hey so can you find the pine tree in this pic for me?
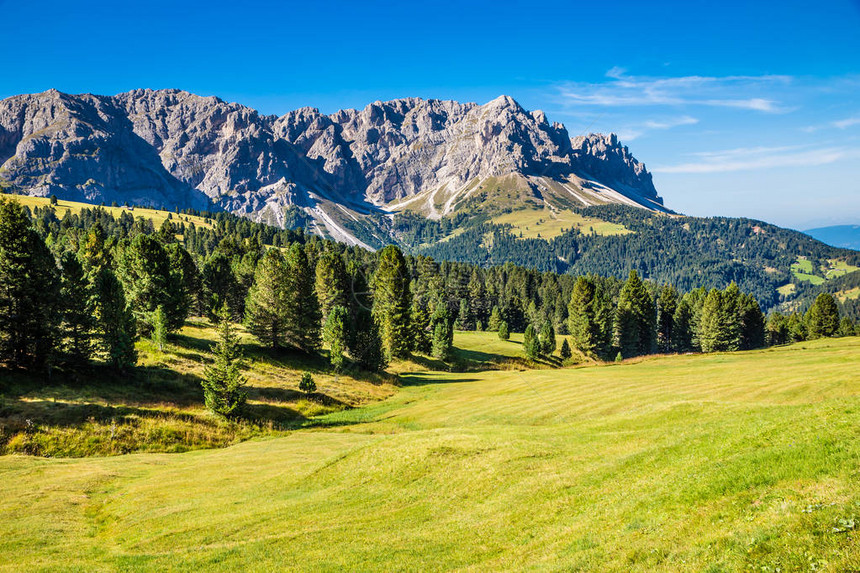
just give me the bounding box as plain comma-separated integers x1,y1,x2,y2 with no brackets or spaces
323,305,349,371
614,270,656,358
202,253,240,321
656,285,679,353
116,234,186,334
456,298,472,331
166,243,199,320
245,249,288,349
559,338,572,361
838,317,855,337
0,199,61,370
411,302,431,353
430,302,453,360
315,251,349,326
371,245,412,359
202,305,247,418
738,293,765,350
59,251,95,365
488,306,502,331
498,320,510,340
766,312,790,346
523,324,540,359
567,276,612,360
151,306,168,351
805,293,840,338
699,288,741,353
284,244,321,353
93,267,137,371
787,312,807,342
539,320,556,356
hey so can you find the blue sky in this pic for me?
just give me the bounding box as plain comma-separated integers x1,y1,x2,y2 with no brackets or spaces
2,0,858,229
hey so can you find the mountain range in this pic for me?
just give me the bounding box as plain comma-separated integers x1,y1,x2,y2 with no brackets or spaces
2,88,858,317
0,89,665,247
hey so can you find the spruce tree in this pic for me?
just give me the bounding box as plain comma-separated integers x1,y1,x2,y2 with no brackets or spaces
371,245,412,359
614,270,656,358
787,312,807,342
202,253,240,321
656,285,679,353
0,199,61,370
805,293,840,338
202,305,247,418
523,324,540,359
151,306,168,351
456,298,472,331
498,320,510,340
323,305,349,371
567,276,612,360
738,293,765,350
430,302,453,360
284,243,321,353
766,312,790,346
93,267,137,371
838,317,855,337
559,338,572,361
488,306,502,332
315,252,349,326
245,249,288,349
539,320,556,356
699,288,740,352
116,234,186,334
166,243,199,320
59,251,95,365
411,302,431,354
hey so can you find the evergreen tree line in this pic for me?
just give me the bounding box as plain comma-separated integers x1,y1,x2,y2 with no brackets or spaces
3,198,857,379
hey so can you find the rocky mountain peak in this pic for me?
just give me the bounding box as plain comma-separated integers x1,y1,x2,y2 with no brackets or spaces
0,89,665,241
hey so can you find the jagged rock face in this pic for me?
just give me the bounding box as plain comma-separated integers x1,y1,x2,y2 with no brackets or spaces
0,89,663,228
0,90,209,209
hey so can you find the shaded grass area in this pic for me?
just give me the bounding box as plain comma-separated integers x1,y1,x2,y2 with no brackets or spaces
0,319,396,457
2,338,858,570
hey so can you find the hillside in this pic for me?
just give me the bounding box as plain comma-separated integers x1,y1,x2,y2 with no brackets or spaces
2,337,859,570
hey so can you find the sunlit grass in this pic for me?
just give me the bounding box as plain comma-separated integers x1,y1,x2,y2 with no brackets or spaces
2,337,858,570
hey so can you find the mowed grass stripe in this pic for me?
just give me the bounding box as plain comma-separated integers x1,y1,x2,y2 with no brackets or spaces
1,337,859,571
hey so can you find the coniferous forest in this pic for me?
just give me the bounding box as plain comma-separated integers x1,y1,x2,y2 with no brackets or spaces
0,197,855,415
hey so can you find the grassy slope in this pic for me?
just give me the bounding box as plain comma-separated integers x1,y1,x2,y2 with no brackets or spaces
491,208,631,239
2,194,214,230
2,337,860,571
0,319,395,457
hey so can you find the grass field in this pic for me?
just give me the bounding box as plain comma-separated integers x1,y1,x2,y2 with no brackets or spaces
2,336,859,571
0,319,395,458
0,193,214,230
492,207,631,239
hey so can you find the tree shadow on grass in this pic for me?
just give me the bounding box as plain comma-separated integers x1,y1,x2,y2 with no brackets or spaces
398,372,480,387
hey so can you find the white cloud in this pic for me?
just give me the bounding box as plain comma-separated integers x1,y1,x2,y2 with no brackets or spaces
802,115,860,132
833,116,860,129
556,70,792,114
653,144,860,173
618,115,699,141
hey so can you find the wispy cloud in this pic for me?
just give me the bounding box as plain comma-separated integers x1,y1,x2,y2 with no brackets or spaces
618,115,699,141
652,144,860,173
802,115,860,132
556,69,793,114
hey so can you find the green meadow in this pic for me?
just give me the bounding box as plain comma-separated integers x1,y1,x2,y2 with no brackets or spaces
2,334,859,571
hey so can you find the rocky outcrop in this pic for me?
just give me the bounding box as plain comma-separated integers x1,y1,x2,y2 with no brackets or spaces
0,89,664,231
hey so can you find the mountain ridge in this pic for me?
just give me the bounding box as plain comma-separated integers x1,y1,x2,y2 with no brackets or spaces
0,89,665,245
